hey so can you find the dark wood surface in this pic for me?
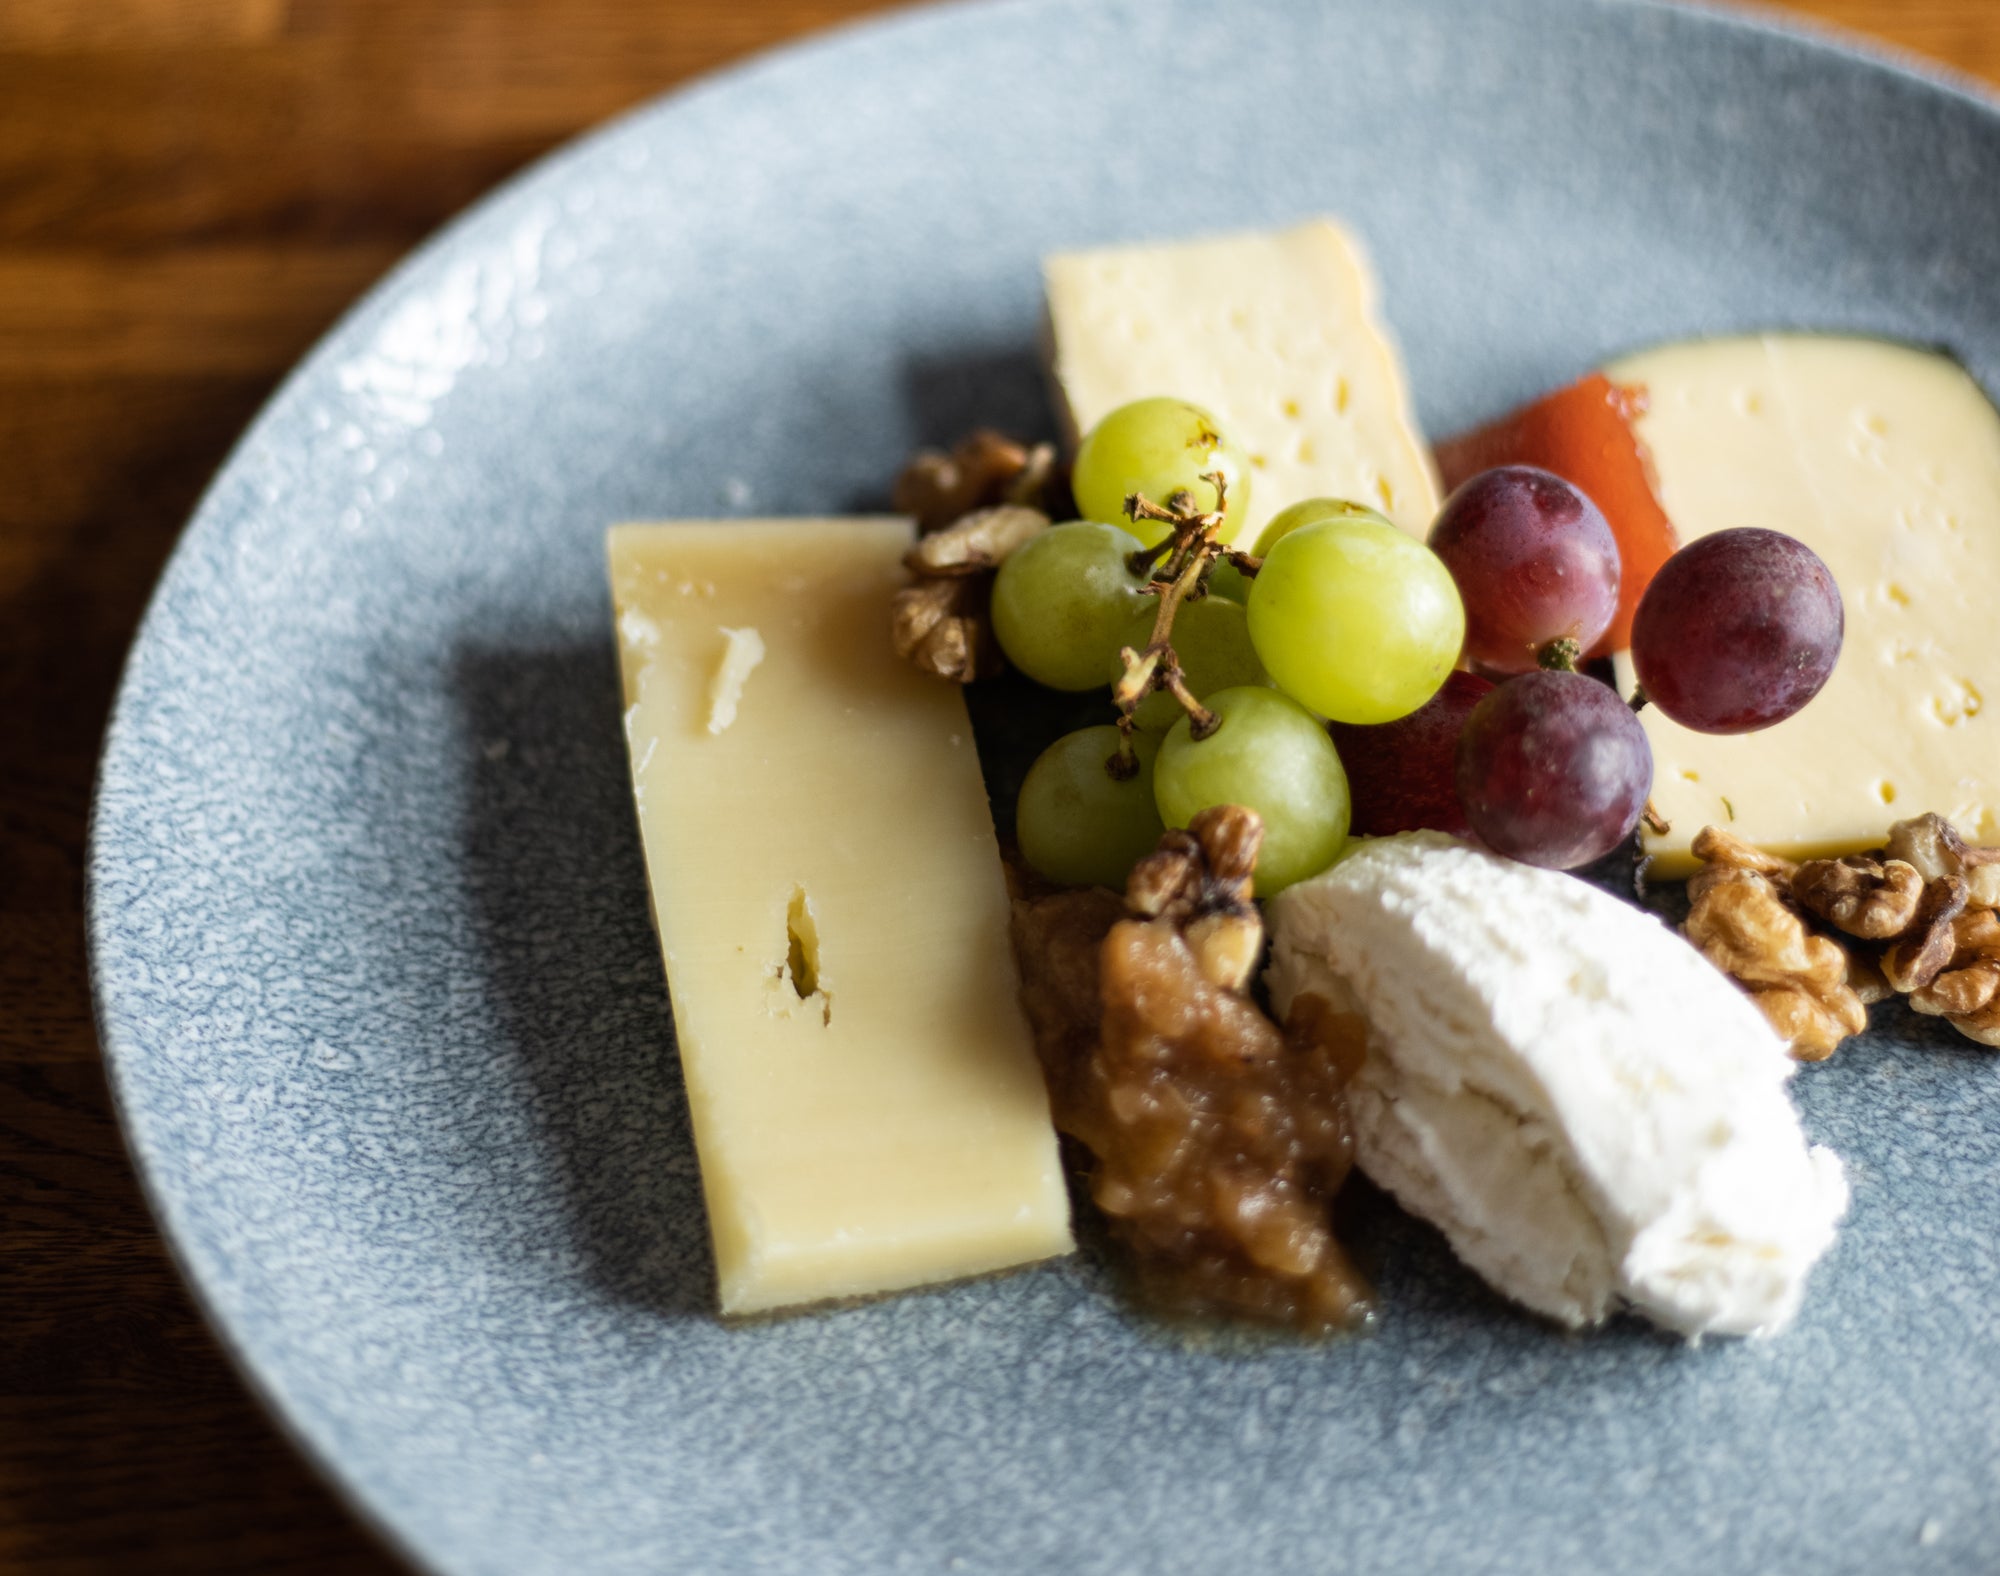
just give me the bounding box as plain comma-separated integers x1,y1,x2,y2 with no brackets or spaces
3,1,1994,1569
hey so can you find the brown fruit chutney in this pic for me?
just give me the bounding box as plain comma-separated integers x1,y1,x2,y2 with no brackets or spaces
1010,815,1372,1335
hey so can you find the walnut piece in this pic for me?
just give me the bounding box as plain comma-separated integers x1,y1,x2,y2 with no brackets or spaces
1688,825,1798,885
1686,813,1999,1056
1683,864,1867,1060
1880,874,1969,993
1885,812,1970,883
892,430,1059,533
1791,855,1924,939
890,435,1059,682
1883,812,2000,902
1124,805,1264,992
1907,909,2000,1046
1847,948,1895,1006
902,504,1048,577
889,575,1000,683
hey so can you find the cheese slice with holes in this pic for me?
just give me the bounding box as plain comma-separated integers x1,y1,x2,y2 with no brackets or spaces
609,519,1071,1315
1043,218,1441,538
1603,336,2000,876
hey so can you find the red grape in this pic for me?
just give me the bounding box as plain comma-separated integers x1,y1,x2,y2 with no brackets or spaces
1330,670,1494,838
1427,465,1622,674
1629,528,1843,734
1456,671,1653,869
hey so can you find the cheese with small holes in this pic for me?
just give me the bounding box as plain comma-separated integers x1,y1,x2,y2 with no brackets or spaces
1043,218,1441,539
1603,336,2000,876
608,519,1072,1315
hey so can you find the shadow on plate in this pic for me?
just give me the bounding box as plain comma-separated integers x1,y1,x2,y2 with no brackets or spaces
450,636,715,1320
839,340,1058,514
898,342,1058,459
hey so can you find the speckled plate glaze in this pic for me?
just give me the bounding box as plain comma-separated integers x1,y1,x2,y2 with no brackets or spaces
89,1,2000,1571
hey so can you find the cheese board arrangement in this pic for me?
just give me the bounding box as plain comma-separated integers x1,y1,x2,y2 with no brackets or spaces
609,217,1993,1340
88,1,2000,1572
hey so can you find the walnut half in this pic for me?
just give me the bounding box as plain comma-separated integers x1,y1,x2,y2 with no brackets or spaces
1791,855,1924,940
1685,814,2000,1056
892,430,1057,531
1683,863,1868,1061
889,434,1057,682
1124,805,1264,992
889,575,999,683
1905,907,2000,1046
890,503,1050,682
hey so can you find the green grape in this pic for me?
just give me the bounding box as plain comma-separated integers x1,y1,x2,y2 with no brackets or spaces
991,521,1151,690
1252,497,1392,558
1153,687,1350,894
1016,727,1166,889
1206,560,1252,603
1247,517,1465,725
1205,499,1389,603
1117,595,1269,733
1072,397,1252,547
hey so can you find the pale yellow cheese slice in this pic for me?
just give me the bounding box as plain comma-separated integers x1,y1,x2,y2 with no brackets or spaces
608,519,1072,1314
1606,336,2000,876
1043,218,1442,539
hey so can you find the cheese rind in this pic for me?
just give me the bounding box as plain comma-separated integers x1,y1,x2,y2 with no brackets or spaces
1605,335,2000,875
609,519,1072,1315
1266,834,1848,1337
1043,219,1441,538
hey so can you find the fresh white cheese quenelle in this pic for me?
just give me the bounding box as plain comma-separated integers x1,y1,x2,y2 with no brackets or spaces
609,519,1073,1316
1265,834,1849,1338
1606,335,2000,876
1043,219,1442,539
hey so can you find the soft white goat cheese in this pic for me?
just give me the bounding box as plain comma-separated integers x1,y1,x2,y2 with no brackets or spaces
1265,833,1848,1337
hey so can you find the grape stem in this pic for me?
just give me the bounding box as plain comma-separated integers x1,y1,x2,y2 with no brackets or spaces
1110,472,1235,745
1536,637,1582,673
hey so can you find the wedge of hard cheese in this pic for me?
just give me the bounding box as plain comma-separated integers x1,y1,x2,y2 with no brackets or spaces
1043,218,1441,538
1603,336,2000,876
608,519,1072,1315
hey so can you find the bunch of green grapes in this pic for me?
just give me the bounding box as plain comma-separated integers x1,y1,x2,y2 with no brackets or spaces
997,398,1465,895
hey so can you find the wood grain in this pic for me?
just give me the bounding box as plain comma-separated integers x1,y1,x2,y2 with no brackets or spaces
2,2,1993,1569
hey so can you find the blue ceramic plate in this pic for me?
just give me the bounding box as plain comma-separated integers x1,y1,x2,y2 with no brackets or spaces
90,2,2000,1571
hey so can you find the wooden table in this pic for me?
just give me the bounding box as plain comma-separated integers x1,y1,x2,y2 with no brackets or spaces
2,1,1993,1568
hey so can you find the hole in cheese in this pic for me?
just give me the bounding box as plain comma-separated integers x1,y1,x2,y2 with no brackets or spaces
1878,781,1898,805
1932,680,1985,726
785,886,830,1024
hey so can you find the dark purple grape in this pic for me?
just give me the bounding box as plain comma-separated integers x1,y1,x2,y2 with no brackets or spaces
1427,465,1622,674
1630,528,1843,734
1330,670,1494,838
1456,670,1653,869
